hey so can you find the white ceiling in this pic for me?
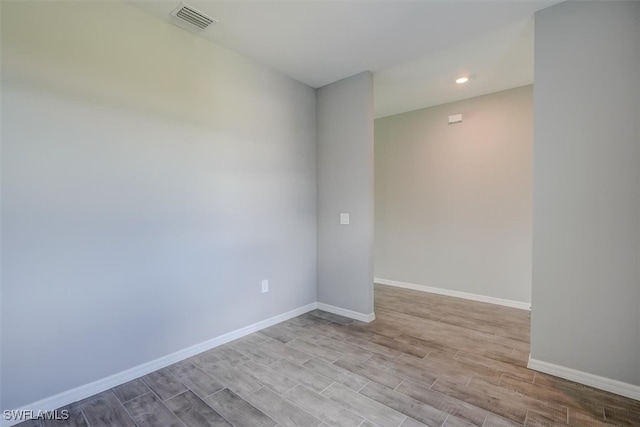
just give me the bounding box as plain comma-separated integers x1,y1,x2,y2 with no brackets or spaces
128,0,559,118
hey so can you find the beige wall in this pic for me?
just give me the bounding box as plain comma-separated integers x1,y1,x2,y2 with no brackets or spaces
375,85,533,304
1,1,316,410
317,72,375,317
531,1,640,388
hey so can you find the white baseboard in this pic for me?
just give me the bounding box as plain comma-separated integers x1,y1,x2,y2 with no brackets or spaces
316,302,375,323
375,278,531,311
2,302,317,427
528,356,640,401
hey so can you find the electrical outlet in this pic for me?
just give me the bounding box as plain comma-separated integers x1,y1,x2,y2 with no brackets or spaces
340,213,350,225
261,279,269,293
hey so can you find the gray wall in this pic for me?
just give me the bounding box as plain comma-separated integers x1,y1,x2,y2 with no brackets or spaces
531,1,640,385
317,72,375,316
375,86,533,304
1,1,317,409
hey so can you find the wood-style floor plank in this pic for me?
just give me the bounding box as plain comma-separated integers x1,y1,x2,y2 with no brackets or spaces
364,354,439,387
395,379,488,426
122,392,183,427
302,333,374,362
260,323,304,344
209,344,251,367
228,332,270,353
483,413,523,426
235,360,299,395
41,404,88,427
369,333,430,358
42,285,639,427
269,358,333,393
164,390,230,427
244,387,323,427
234,342,283,365
79,391,135,427
345,335,405,360
166,361,225,399
567,408,613,426
400,416,430,427
112,378,151,404
359,381,450,426
284,385,364,427
142,369,188,401
442,416,477,427
333,356,404,389
321,383,407,427
302,358,370,391
285,338,343,363
259,338,314,365
13,420,41,427
197,362,262,397
205,388,276,427
306,309,354,325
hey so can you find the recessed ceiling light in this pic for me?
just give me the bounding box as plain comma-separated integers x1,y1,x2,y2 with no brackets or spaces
456,77,469,84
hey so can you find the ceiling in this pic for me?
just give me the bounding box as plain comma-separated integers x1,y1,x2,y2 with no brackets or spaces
128,0,559,118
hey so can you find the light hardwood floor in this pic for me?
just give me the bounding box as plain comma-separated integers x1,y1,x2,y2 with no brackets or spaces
17,284,640,426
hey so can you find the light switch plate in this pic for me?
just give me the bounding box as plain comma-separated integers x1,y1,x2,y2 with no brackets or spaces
340,213,350,225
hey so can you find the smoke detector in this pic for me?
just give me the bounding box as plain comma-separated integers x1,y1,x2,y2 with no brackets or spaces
170,3,217,31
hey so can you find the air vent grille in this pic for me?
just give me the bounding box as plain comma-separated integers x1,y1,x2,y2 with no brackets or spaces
172,3,216,30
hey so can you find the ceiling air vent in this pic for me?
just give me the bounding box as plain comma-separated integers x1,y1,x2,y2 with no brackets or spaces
171,3,216,31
